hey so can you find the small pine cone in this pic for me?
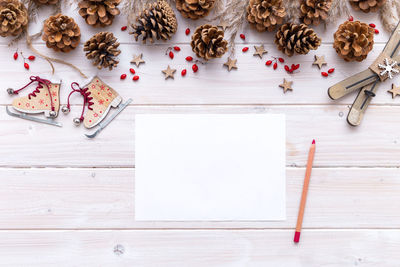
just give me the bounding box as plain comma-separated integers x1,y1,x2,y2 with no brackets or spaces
246,0,286,32
300,0,332,26
33,0,58,4
130,0,177,44
176,0,215,20
191,24,228,60
84,32,121,70
349,0,386,13
78,0,121,27
42,14,81,53
275,23,321,57
0,0,28,37
333,21,374,62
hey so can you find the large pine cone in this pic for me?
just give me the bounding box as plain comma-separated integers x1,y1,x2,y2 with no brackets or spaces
84,32,121,70
130,0,177,44
246,0,286,32
349,0,386,13
191,24,228,60
300,0,332,26
0,0,28,37
78,0,121,27
42,14,81,53
33,0,58,4
275,23,321,56
176,0,215,20
333,21,374,62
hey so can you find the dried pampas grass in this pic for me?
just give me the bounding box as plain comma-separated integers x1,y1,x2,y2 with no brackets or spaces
122,0,151,27
380,0,400,32
284,0,300,24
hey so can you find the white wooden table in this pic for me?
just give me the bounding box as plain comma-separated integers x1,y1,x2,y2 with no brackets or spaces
0,3,399,266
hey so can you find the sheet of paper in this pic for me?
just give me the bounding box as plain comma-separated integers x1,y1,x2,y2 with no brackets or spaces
135,114,286,221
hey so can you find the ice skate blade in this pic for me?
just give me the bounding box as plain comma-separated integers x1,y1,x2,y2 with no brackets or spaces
6,106,62,127
85,98,132,138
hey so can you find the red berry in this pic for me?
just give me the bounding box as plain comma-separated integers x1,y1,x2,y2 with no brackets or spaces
273,62,278,70
294,64,300,70
173,46,181,51
349,15,354,21
121,26,127,31
328,68,335,74
240,33,245,40
278,57,284,63
266,60,272,66
133,75,139,81
120,74,127,80
369,23,376,28
192,64,198,73
185,28,190,35
28,55,35,61
13,52,18,60
242,47,249,52
130,68,135,74
284,65,290,72
186,56,193,62
321,72,328,77
375,29,379,34
181,69,187,76
24,62,29,70
169,51,174,59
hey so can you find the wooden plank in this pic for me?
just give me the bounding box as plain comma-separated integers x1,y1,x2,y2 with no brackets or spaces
0,229,397,266
0,43,398,105
0,105,400,167
0,168,398,229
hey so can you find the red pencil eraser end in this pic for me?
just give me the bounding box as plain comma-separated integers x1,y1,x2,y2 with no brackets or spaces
312,139,315,144
294,231,301,243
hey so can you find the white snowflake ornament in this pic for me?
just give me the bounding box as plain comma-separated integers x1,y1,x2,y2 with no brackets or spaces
378,58,399,79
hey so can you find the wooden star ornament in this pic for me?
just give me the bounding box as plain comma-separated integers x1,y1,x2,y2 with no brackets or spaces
279,79,293,93
162,65,176,79
223,58,237,71
253,45,267,59
313,55,327,69
131,53,145,67
388,83,400,98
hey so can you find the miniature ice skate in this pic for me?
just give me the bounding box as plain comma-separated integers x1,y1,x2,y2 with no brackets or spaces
62,76,131,138
6,76,62,127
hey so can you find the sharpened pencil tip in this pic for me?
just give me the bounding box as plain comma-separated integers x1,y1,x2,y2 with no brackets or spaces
312,139,315,144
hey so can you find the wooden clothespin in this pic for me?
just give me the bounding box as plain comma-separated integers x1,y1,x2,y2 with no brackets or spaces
328,21,400,126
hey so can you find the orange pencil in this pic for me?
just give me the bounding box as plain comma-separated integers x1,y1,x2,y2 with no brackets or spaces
294,139,316,243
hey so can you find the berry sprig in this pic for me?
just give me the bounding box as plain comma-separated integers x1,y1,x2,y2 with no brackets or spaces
321,68,335,77
284,64,300,74
121,67,140,82
166,46,181,59
13,50,35,70
265,56,285,70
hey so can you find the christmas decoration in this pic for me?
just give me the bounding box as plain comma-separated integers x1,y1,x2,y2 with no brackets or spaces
176,0,215,20
378,58,399,79
6,76,62,127
300,0,332,26
42,13,81,53
162,65,176,79
388,84,400,98
349,0,386,13
78,0,121,27
279,78,293,93
379,0,400,32
84,32,121,70
275,23,321,57
313,55,327,69
333,21,374,62
218,20,229,31
253,45,267,58
223,58,237,71
131,53,145,67
130,0,177,44
33,0,58,4
246,0,286,32
0,0,28,37
190,24,228,60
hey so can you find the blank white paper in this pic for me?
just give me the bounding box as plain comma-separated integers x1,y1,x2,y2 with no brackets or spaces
135,114,286,221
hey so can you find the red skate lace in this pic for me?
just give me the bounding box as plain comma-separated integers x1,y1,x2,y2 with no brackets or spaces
13,76,55,111
66,82,94,122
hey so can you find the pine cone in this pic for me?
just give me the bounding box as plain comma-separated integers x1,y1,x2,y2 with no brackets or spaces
78,0,121,27
300,0,332,26
349,0,386,13
176,0,215,20
275,23,321,56
0,0,28,37
42,13,81,53
33,0,58,4
246,0,286,32
130,0,177,44
191,24,228,60
84,32,121,70
333,21,374,62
